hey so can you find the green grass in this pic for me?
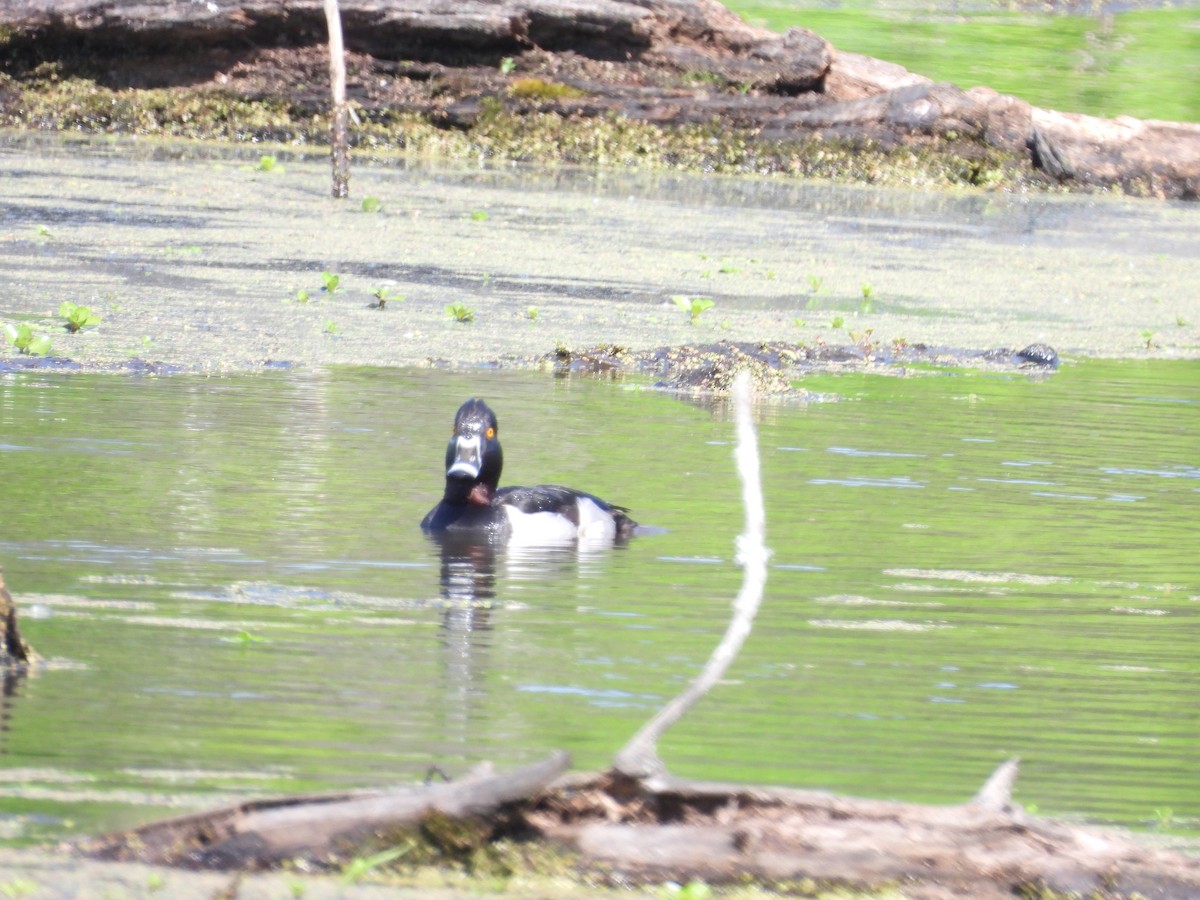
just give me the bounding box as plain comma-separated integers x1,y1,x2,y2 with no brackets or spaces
728,1,1200,121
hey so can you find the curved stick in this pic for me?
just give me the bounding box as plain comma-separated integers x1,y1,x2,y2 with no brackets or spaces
614,371,770,778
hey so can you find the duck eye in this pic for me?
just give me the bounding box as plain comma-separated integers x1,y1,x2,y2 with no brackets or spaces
486,427,495,439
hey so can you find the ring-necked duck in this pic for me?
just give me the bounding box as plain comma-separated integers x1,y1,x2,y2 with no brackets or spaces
421,398,637,544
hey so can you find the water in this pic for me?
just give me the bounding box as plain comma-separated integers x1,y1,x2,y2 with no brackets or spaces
0,361,1196,844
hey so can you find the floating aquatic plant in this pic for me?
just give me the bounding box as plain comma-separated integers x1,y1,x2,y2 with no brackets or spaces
321,272,342,294
4,322,52,356
673,294,714,323
59,300,100,333
370,287,403,309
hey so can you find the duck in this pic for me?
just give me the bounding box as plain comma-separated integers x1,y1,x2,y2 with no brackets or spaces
420,398,637,544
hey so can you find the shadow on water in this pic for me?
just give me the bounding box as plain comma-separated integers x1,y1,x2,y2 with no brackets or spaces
0,362,1197,843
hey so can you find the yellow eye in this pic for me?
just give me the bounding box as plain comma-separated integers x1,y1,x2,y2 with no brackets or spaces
486,427,495,439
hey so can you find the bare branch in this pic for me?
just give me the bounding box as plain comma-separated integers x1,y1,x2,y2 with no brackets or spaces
323,0,350,198
614,370,770,778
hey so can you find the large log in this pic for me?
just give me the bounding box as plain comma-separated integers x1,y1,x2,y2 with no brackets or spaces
0,0,1197,197
527,763,1200,898
83,757,1200,897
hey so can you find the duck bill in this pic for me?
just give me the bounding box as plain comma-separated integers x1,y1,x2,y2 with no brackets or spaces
447,434,482,479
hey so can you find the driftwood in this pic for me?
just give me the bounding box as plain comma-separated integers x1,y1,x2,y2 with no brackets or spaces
79,374,1200,896
0,0,1197,197
85,751,572,869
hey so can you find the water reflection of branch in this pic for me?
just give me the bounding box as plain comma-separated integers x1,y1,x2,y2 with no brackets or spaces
614,370,769,779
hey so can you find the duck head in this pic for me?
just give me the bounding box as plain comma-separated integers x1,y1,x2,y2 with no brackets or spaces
442,398,503,506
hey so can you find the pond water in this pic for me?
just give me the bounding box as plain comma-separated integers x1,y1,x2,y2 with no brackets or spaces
0,360,1196,845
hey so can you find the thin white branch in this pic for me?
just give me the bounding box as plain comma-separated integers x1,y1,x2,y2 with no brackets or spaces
324,0,350,198
614,371,770,778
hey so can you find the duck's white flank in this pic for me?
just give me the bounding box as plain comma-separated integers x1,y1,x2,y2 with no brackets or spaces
503,497,617,546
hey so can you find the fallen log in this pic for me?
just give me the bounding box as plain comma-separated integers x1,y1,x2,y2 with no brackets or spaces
524,761,1200,898
0,0,1197,196
83,754,1200,896
84,751,571,869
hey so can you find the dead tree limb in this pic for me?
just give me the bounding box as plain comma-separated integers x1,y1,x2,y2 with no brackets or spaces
323,0,350,199
614,369,770,779
86,751,570,867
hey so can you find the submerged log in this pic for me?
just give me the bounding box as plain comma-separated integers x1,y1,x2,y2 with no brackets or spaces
0,0,1197,197
0,570,35,665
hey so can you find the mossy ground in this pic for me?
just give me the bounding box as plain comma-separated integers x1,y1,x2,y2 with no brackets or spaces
0,66,1031,194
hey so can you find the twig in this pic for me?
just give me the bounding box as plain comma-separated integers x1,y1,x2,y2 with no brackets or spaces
614,370,770,778
324,0,350,198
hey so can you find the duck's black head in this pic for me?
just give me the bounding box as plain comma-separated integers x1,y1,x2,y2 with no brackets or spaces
442,398,503,505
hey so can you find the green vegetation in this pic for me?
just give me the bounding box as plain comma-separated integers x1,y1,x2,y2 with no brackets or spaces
59,300,100,333
808,274,825,294
323,320,342,335
0,74,1032,191
0,878,39,898
672,294,715,323
508,78,587,101
255,154,282,173
360,196,382,213
341,844,413,883
526,306,539,321
3,322,52,356
320,271,342,294
289,288,312,304
222,630,268,646
499,57,518,75
831,315,845,329
658,880,712,900
445,302,475,323
728,1,1200,121
371,287,403,309
469,210,490,222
